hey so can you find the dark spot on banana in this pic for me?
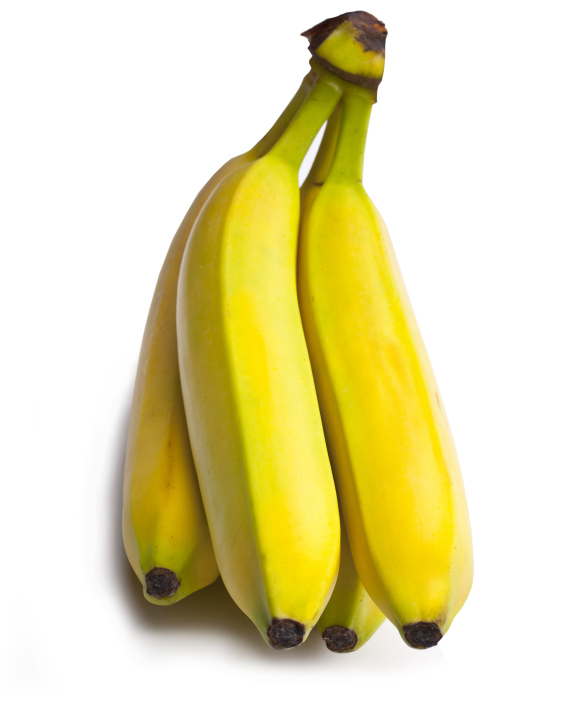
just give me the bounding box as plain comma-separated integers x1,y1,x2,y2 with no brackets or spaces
144,567,180,599
322,625,358,653
403,622,443,649
302,11,387,55
267,618,305,649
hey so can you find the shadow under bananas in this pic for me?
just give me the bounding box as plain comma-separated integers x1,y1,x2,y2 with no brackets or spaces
109,383,329,663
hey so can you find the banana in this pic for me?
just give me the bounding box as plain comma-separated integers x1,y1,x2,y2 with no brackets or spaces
318,520,386,653
299,107,386,653
122,72,314,605
298,17,473,648
176,67,342,648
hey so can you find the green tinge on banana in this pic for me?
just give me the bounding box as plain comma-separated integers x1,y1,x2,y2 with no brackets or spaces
122,72,315,605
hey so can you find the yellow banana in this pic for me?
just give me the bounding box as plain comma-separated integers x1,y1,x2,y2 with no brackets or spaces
176,68,342,648
298,17,473,648
300,107,386,653
122,72,314,605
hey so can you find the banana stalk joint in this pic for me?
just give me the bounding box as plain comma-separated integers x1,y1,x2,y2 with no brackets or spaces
302,11,387,93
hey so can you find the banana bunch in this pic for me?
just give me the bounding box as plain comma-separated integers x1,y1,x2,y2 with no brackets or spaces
122,10,473,653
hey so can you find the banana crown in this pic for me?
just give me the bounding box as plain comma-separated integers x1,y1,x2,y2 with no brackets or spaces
302,11,387,90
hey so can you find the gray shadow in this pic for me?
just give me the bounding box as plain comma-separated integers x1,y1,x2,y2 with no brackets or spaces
108,381,328,663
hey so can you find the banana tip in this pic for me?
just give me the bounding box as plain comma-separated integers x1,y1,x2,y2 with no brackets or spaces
322,625,358,653
144,567,180,599
403,622,442,649
267,618,305,649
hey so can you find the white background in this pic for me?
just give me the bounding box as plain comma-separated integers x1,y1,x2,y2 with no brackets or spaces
1,0,577,717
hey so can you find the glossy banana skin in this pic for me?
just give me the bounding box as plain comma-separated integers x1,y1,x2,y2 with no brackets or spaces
298,91,473,647
122,74,315,605
177,76,342,648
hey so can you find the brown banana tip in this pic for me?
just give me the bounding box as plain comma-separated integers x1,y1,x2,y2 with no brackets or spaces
302,11,387,55
322,625,358,653
267,618,305,649
144,567,180,599
403,622,443,649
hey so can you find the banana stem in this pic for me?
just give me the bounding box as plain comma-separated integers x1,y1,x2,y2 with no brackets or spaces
327,89,373,183
250,70,315,159
303,102,342,187
268,73,342,170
